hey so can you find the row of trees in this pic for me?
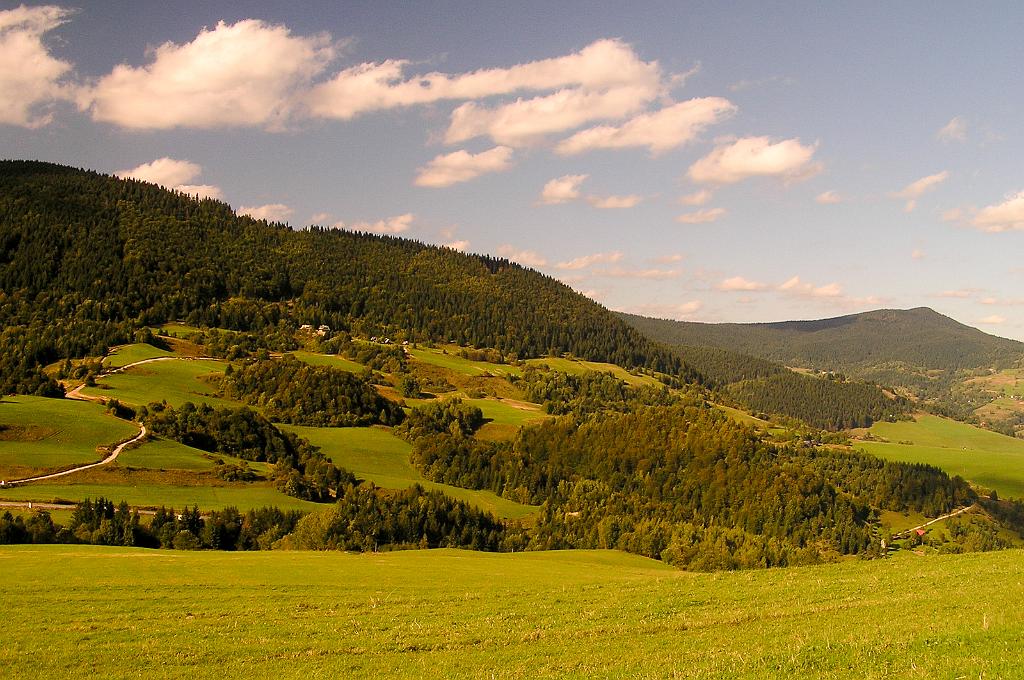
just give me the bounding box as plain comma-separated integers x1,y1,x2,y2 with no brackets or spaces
219,356,405,427
141,402,354,502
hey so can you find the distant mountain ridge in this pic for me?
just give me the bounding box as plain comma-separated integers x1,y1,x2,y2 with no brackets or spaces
620,307,1024,375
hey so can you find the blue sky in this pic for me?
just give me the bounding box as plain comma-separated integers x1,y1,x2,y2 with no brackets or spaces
3,2,1024,338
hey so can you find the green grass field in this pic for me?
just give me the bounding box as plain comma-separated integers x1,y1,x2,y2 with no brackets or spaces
713,403,770,428
525,356,661,387
464,397,549,427
116,438,217,471
288,350,365,372
858,414,1024,498
408,346,521,377
81,358,237,409
103,342,175,368
281,425,537,520
1,544,1023,678
0,479,322,512
0,396,139,472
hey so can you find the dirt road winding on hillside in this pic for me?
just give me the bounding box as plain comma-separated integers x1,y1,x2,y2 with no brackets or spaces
2,424,147,487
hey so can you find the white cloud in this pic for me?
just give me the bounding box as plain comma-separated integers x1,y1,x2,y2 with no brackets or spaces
718,276,767,292
414,146,513,187
117,157,202,187
239,203,294,222
652,253,683,264
308,38,660,121
176,184,223,200
444,240,470,251
555,251,623,270
978,315,1006,325
971,191,1024,232
0,5,75,128
980,297,998,305
628,300,703,320
588,194,643,209
539,173,588,204
554,97,736,156
688,136,820,185
82,19,336,129
778,275,843,298
816,190,842,204
891,171,949,212
116,157,224,199
496,244,547,268
679,189,712,206
676,207,726,224
936,289,975,299
336,212,415,234
445,84,654,146
936,116,967,143
911,248,925,260
310,212,333,224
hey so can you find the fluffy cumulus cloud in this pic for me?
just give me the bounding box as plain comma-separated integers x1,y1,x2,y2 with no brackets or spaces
238,203,294,222
444,239,470,251
539,173,588,204
0,5,75,127
116,157,223,199
718,276,766,292
936,116,967,142
555,251,623,270
971,191,1024,232
446,85,653,146
676,207,726,224
82,19,336,129
891,171,949,212
308,38,660,122
554,97,736,156
414,146,513,188
335,212,415,234
816,190,842,204
778,275,842,298
496,244,547,268
629,300,703,320
688,136,820,185
978,314,1006,325
588,194,643,209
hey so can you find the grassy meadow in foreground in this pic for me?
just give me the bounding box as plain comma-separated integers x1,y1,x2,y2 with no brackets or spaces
858,414,1024,498
1,545,1022,679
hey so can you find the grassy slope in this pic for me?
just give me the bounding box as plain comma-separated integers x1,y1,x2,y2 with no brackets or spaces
0,480,322,512
858,414,1024,498
280,425,537,520
103,343,175,368
2,545,1023,678
409,347,521,377
81,358,237,409
0,396,138,471
115,438,216,471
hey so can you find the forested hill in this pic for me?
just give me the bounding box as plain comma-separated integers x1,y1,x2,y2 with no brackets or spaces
0,161,692,392
620,308,1024,375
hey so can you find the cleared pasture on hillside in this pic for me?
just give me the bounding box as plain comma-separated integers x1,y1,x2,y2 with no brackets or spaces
281,424,537,520
408,346,521,377
859,414,1024,498
103,343,175,368
81,358,237,409
0,478,322,512
2,545,1023,678
0,396,138,472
